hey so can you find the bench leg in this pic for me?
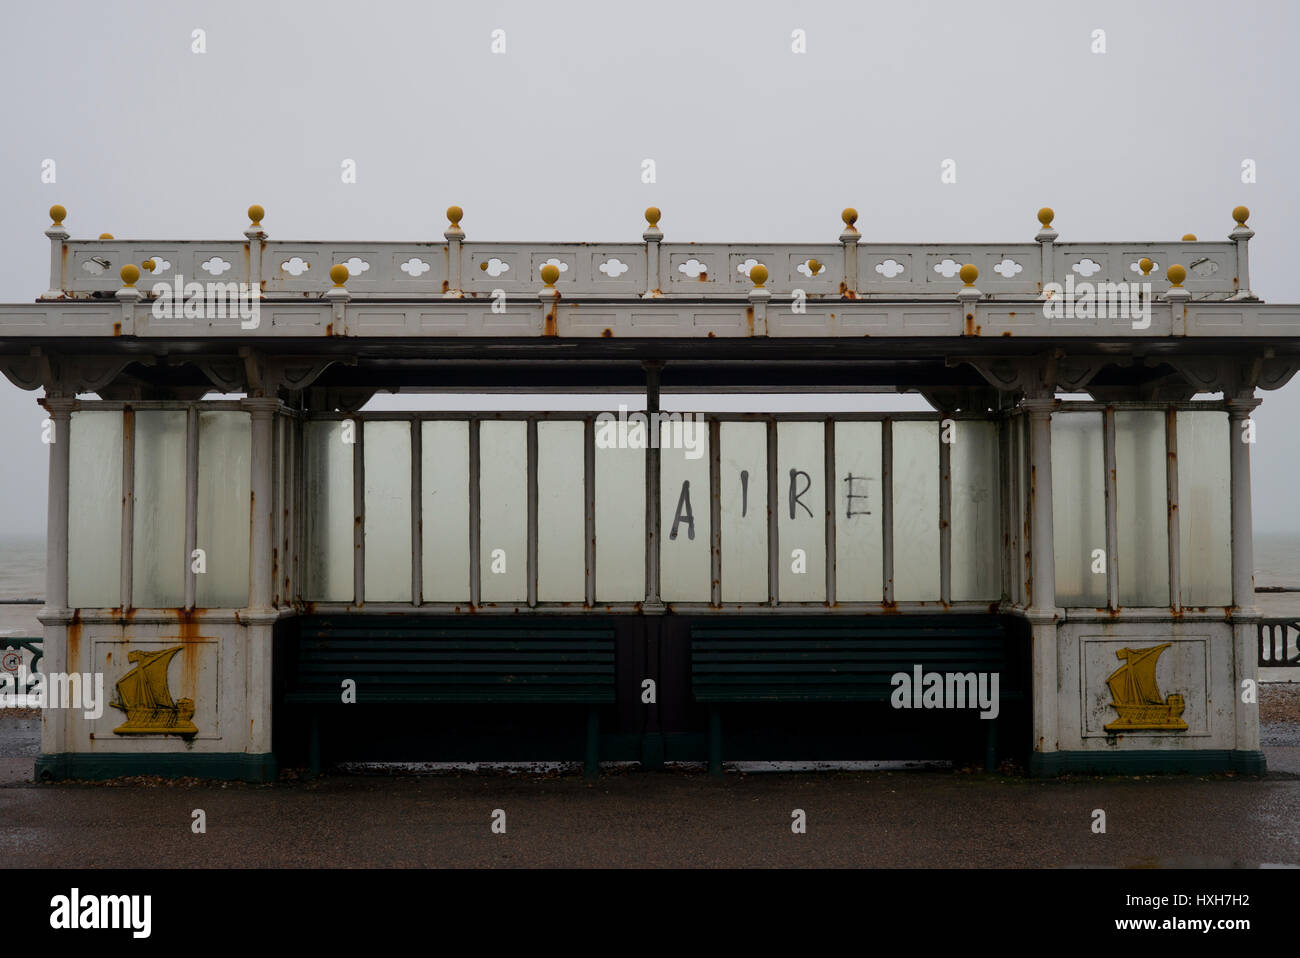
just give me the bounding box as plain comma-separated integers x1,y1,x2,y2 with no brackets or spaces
584,704,600,780
708,706,723,777
308,710,321,779
984,717,998,773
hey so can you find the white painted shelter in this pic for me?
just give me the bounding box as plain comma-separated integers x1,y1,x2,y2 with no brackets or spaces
1,203,1293,779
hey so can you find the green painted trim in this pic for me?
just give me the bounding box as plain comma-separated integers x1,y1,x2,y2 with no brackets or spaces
1230,750,1268,775
35,752,277,783
1029,749,1267,777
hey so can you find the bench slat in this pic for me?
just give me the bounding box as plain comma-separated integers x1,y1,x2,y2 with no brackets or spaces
286,617,617,708
689,618,1018,704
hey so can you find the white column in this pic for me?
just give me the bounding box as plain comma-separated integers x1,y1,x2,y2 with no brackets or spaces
42,223,69,300
244,215,266,305
1228,392,1261,758
445,207,464,297
643,209,662,298
1035,212,1057,299
244,398,278,611
1229,216,1256,301
38,397,74,758
839,209,860,295
241,397,279,755
1023,396,1060,765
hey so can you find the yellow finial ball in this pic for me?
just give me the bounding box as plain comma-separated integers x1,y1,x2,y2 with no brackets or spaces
1232,205,1250,227
841,208,858,228
447,206,464,227
807,259,821,276
142,258,156,273
1182,233,1197,241
749,264,768,287
1167,264,1186,287
49,205,66,227
1138,257,1153,275
540,263,560,286
959,263,978,286
120,264,140,287
1037,207,1054,228
248,204,264,227
645,206,661,227
329,264,349,287
99,233,114,240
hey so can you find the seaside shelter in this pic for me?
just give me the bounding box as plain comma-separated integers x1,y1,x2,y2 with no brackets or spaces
1,203,1294,780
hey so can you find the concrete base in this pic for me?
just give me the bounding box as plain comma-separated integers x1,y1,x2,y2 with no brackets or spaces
1029,749,1267,777
35,752,277,783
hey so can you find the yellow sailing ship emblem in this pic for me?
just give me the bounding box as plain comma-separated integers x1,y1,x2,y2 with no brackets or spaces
109,646,198,736
1103,643,1187,732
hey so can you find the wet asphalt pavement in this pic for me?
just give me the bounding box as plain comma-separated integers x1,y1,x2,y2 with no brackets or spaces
2,701,1299,868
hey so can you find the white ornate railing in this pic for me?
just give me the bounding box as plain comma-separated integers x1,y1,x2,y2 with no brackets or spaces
35,205,1258,301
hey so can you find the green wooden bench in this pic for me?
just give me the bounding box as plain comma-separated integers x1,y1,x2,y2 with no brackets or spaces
691,616,1022,774
284,616,616,777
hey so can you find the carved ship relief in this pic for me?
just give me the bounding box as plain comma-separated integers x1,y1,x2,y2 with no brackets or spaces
109,646,198,737
1103,643,1187,732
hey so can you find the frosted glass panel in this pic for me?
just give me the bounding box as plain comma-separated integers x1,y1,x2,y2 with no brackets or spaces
132,411,187,608
1005,419,1022,604
1052,412,1106,607
660,417,710,602
304,420,354,601
68,411,122,607
834,421,883,601
892,421,940,600
777,422,825,602
720,422,767,602
1115,411,1169,606
1177,410,1231,606
951,420,1001,601
422,420,470,602
196,412,250,608
537,421,586,601
594,422,644,601
364,421,411,602
479,420,527,602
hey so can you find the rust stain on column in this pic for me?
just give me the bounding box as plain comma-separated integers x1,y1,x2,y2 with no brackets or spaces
175,608,202,694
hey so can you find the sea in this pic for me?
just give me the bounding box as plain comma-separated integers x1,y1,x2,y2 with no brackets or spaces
0,535,45,601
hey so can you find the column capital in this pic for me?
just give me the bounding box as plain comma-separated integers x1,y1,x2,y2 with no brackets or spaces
38,396,76,417
1225,394,1261,418
1020,397,1059,419
239,397,282,418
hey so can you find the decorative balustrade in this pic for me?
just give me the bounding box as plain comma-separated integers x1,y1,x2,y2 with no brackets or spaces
38,204,1256,302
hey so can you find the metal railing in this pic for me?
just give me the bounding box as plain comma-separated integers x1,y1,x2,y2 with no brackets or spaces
1259,619,1300,667
1,636,44,691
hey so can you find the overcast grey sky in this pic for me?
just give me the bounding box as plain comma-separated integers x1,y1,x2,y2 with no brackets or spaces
1,0,1297,538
